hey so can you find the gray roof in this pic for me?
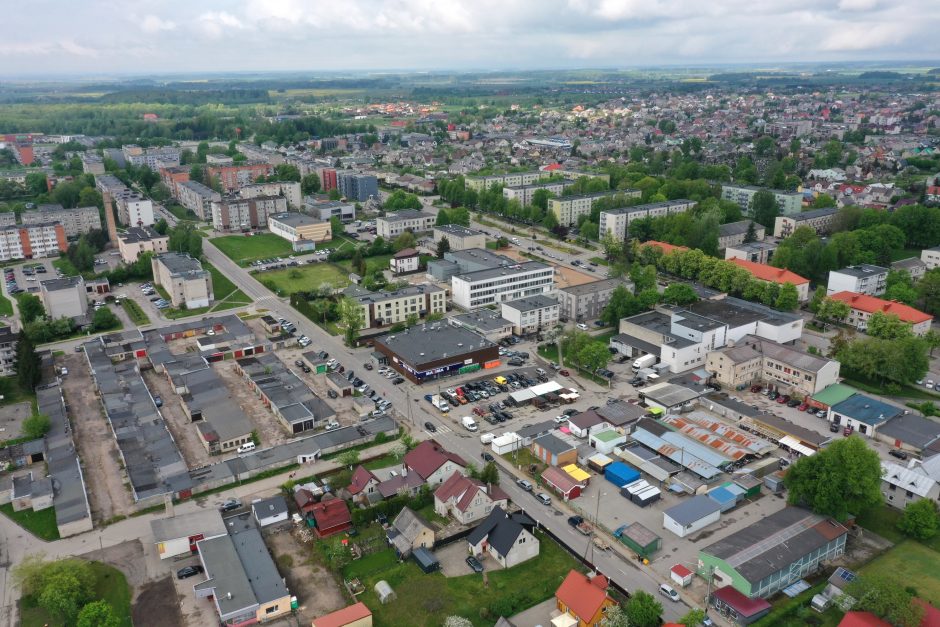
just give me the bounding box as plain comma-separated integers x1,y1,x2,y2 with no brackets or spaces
236,353,336,426
560,277,633,296
344,283,444,305
643,382,703,408
610,332,663,355
445,248,514,268
451,309,513,333
892,257,926,271
532,433,575,455
151,509,226,543
518,420,556,440
434,224,484,238
379,210,432,223
787,207,838,221
466,506,536,557
832,264,888,278
156,252,207,277
503,179,573,191
704,393,830,446
602,199,695,215
597,400,646,426
664,494,721,526
456,260,551,283
718,336,832,373
375,323,495,367
120,225,164,244
37,385,92,527
877,414,940,449
502,294,558,313
269,212,323,227
686,296,801,328
718,220,760,238
253,495,289,521
391,506,434,543
40,276,83,291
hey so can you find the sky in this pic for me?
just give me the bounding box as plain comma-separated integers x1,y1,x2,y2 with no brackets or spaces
1,0,938,76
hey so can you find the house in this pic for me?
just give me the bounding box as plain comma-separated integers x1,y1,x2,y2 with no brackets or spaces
252,495,289,528
311,602,373,627
555,570,616,627
827,291,933,336
390,248,420,274
880,457,940,510
386,506,435,558
567,410,607,438
921,246,940,270
709,587,772,625
347,465,381,505
828,393,905,438
376,471,425,500
729,258,810,302
531,433,578,466
699,507,848,598
467,506,539,569
717,220,765,250
309,497,352,538
827,264,888,297
433,471,509,524
891,257,927,282
541,465,586,501
663,495,722,538
404,440,468,485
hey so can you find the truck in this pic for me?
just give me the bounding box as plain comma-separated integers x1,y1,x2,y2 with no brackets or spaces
461,416,478,431
567,515,593,536
632,354,657,371
424,394,450,413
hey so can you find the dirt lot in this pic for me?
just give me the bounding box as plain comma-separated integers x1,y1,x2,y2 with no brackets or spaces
267,526,347,622
213,359,293,448
134,578,184,627
0,401,32,440
58,352,136,522
141,368,213,468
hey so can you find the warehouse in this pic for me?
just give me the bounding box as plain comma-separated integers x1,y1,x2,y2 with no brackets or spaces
373,324,499,384
663,495,722,538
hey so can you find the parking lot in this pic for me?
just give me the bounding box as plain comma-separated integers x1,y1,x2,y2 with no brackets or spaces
4,258,57,296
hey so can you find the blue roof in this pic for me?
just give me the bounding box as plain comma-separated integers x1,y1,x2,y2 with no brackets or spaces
830,393,903,426
708,486,736,505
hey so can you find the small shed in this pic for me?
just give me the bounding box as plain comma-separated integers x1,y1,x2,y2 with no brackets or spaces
604,461,640,488
633,486,662,508
375,580,396,604
621,479,650,502
732,473,762,498
764,471,786,494
614,521,661,559
412,546,440,574
327,372,353,396
663,495,722,538
707,486,738,513
542,465,585,501
589,428,627,455
492,432,523,455
587,453,613,474
671,564,693,588
562,464,591,486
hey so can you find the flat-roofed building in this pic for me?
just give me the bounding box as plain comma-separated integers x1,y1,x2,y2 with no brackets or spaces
599,199,696,240
152,253,213,309
0,222,67,261
80,153,105,174
344,284,446,329
376,210,434,239
0,325,15,376
724,241,778,265
451,260,554,310
240,181,302,209
305,198,355,222
373,324,499,384
267,212,332,249
117,225,168,263
500,295,559,335
921,246,940,270
449,309,513,342
21,204,101,239
432,225,486,251
206,162,274,192
826,264,888,297
721,185,803,217
39,276,88,320
548,190,640,226
773,207,839,238
502,179,573,206
557,277,634,322
211,195,287,232
717,220,764,250
337,172,378,201
176,180,221,220
466,170,547,192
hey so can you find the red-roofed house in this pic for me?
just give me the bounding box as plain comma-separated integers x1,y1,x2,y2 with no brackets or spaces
347,466,380,505
404,440,467,485
828,291,933,336
541,466,585,501
838,612,891,627
433,471,509,524
927,186,940,204
729,258,810,302
710,586,771,624
555,570,615,627
642,240,689,255
311,601,373,627
309,497,352,538
294,488,318,515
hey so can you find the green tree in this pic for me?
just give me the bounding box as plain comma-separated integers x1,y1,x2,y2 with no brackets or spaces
774,282,800,311
542,210,559,232
623,590,663,627
531,188,554,211
811,193,837,208
817,297,851,324
898,499,940,541
784,436,883,521
678,608,708,626
271,163,301,182
77,187,101,209
77,600,121,627
435,208,451,226
885,269,919,305
301,173,321,195
662,283,698,306
25,172,48,196
436,236,451,259
339,297,364,347
578,341,610,375
22,413,51,439
479,462,499,485
599,605,629,627
13,557,95,625
92,306,120,331
750,190,779,229
189,164,204,183
743,220,758,243
867,312,914,340
630,264,657,293
847,575,924,627
328,188,342,201
337,449,361,469
392,230,417,252
17,293,45,324
14,330,41,391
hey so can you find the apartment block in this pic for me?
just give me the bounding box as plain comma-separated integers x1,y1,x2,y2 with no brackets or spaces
548,190,640,226
318,167,338,192
117,226,168,263
921,246,940,270
716,220,764,250
0,325,16,376
501,179,573,206
21,204,101,238
80,153,105,175
204,153,233,166
432,225,486,251
376,210,434,239
827,291,933,336
240,181,302,209
159,166,191,196
452,261,554,310
337,172,378,201
176,180,221,220
724,241,778,265
599,199,696,240
826,264,888,296
39,276,88,320
500,295,560,335
721,185,803,217
557,277,634,322
0,223,67,261
344,284,446,328
211,195,287,232
152,253,213,309
124,146,181,170
267,212,332,249
773,207,838,238
206,162,274,193
466,170,547,192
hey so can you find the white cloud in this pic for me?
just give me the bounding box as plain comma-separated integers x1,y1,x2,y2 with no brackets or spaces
141,14,177,33
838,0,880,10
821,22,912,51
196,11,246,39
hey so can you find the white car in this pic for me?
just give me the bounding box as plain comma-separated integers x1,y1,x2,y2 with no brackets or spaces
659,584,680,602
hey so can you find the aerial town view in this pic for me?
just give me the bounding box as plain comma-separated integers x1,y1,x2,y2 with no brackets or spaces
2,2,940,627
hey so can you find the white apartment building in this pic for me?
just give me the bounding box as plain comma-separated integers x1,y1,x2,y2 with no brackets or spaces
721,185,803,217
21,204,101,238
240,181,302,209
557,278,634,322
376,210,435,239
826,264,888,296
921,246,940,270
773,207,839,238
117,226,169,263
500,295,560,335
465,170,548,192
176,180,221,220
548,190,640,226
599,199,696,240
95,174,155,227
501,180,572,206
123,146,181,170
0,223,67,261
451,261,554,310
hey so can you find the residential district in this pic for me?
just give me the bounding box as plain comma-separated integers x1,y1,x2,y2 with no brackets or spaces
3,70,940,627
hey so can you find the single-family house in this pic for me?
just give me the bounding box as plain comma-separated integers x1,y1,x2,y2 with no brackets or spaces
467,506,539,569
347,465,381,505
404,440,468,485
541,465,586,501
309,497,352,538
555,570,616,627
386,506,435,558
433,471,509,524
252,495,289,528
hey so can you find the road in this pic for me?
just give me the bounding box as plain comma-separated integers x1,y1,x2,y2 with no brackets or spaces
200,237,691,621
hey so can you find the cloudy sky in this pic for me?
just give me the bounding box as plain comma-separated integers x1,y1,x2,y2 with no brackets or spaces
1,0,937,76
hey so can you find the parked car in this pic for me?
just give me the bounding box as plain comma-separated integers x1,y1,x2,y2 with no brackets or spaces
392,377,405,385
659,584,680,602
465,556,484,573
220,498,242,513
363,363,373,370
797,403,809,412
535,492,551,505
177,565,204,580
829,423,840,433
517,479,533,492
889,449,909,460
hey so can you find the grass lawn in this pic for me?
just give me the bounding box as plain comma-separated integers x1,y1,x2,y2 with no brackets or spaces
589,256,609,266
860,540,940,605
336,253,394,275
211,233,295,265
341,531,581,627
19,560,132,627
856,505,940,552
0,291,12,317
0,502,60,541
752,581,843,627
363,452,401,471
891,248,922,262
164,202,198,222
205,262,251,305
259,263,350,295
52,256,80,277
121,299,150,326
0,375,38,412
840,370,940,401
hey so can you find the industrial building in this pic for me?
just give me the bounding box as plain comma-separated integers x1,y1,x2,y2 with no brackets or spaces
372,323,499,384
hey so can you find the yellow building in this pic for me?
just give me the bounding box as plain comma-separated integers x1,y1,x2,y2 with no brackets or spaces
267,211,332,244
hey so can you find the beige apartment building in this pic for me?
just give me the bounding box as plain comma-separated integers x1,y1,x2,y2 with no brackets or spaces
344,284,446,329
39,276,88,320
432,225,486,251
599,199,696,240
176,180,221,220
773,207,839,238
152,253,214,309
211,195,288,231
548,190,640,226
922,246,940,270
501,180,572,206
117,226,169,263
21,204,102,238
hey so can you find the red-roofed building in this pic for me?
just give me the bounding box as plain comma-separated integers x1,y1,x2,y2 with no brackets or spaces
641,240,689,255
729,258,810,301
542,163,563,171
555,570,615,627
346,466,380,505
838,612,892,627
710,586,771,624
927,186,940,204
541,466,585,501
403,440,467,485
433,471,509,524
916,599,940,627
311,601,373,627
828,291,933,335
309,497,352,538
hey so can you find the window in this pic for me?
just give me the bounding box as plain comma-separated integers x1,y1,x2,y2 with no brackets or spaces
265,605,279,614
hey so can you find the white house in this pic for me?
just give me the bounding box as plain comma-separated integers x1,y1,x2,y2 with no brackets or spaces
390,248,420,275
252,495,289,528
434,472,510,525
467,506,540,569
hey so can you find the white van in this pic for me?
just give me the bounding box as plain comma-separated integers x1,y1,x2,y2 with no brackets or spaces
236,442,256,454
461,416,478,432
576,323,589,331
480,433,494,445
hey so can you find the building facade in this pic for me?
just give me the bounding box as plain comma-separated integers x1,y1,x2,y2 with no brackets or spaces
451,261,554,310
0,325,16,376
337,172,378,201
117,226,169,263
0,223,67,261
240,181,302,208
548,190,640,227
773,207,839,238
557,278,634,322
206,162,274,192
501,180,572,206
39,276,88,319
176,180,221,221
152,253,214,309
827,291,933,336
826,265,888,296
267,212,332,244
500,295,560,335
721,185,803,217
21,204,101,238
432,225,486,251
345,284,446,328
211,196,287,231
376,210,434,239
599,199,696,240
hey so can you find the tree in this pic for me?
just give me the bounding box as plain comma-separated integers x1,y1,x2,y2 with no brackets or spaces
328,188,342,201
784,436,883,520
579,342,611,375
662,283,699,306
678,608,708,626
392,230,417,252
436,236,451,259
22,413,51,439
532,188,554,211
542,210,559,233
271,163,301,182
301,173,321,195
479,462,499,485
599,605,629,627
25,172,48,196
867,312,913,340
337,449,361,470
153,218,169,235
817,297,851,324
885,269,919,305
630,264,658,293
623,590,663,627
339,297,364,347
92,306,120,331
811,193,837,208
847,575,924,627
743,220,758,243
167,223,203,258
14,331,41,392
750,190,779,229
17,293,45,324
898,499,940,541
13,557,95,625
774,282,800,311
78,600,121,627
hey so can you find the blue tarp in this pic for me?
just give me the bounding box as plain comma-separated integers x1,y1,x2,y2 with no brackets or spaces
605,461,640,487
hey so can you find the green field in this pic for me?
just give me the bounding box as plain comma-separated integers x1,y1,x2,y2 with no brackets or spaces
336,253,394,275
0,502,60,541
258,263,350,295
205,262,251,305
0,291,12,316
19,561,132,627
860,541,940,605
211,233,295,265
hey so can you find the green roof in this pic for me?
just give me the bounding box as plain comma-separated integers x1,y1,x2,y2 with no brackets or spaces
811,383,858,407
593,430,624,442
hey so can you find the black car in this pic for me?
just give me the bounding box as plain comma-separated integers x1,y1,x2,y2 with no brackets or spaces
466,556,484,573
295,359,305,367
300,364,311,373
220,498,242,513
567,515,584,527
363,363,373,370
424,421,437,432
481,452,495,462
392,377,405,385
177,565,204,580
829,423,840,433
889,449,909,460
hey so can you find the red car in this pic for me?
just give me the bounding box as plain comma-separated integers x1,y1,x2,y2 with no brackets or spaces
750,385,762,393
473,407,486,417
797,402,809,411
776,395,789,404
559,369,570,376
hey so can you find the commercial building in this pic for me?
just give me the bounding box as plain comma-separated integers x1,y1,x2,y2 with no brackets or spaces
21,204,101,238
305,198,355,222
0,325,15,376
501,179,573,206
0,222,67,261
548,190,640,226
663,495,722,538
206,162,274,192
267,212,332,250
826,264,888,297
827,291,933,336
729,258,811,302
827,393,904,438
773,207,839,238
376,210,434,239
721,185,803,217
451,260,554,310
240,181,302,208
699,507,848,598
706,335,840,397
599,199,696,240
717,220,764,250
557,277,634,322
150,509,227,560
211,195,288,232
373,324,499,384
337,172,378,201
343,284,446,329
39,276,88,320
176,180,221,220
500,295,559,335
152,253,214,309
432,224,486,251
117,225,169,263
448,309,514,342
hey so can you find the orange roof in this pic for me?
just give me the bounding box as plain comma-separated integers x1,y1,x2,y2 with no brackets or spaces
828,291,933,324
312,602,372,627
556,570,610,621
729,258,809,285
838,611,892,627
642,240,689,255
